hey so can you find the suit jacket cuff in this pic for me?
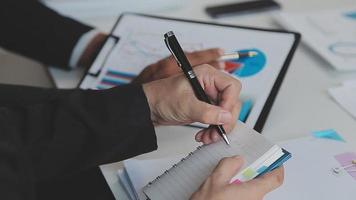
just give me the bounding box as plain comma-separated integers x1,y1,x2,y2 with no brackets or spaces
69,29,100,68
101,84,158,160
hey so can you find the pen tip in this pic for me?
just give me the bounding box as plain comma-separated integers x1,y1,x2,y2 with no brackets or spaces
222,134,231,146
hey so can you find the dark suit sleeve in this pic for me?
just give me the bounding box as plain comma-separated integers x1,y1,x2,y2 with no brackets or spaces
0,84,157,200
0,0,92,68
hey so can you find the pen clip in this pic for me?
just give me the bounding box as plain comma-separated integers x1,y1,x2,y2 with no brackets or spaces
164,36,182,67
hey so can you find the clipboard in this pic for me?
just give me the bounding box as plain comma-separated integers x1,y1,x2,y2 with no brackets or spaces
79,12,301,132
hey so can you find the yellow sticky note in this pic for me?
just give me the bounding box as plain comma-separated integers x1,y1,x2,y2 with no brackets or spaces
242,168,256,179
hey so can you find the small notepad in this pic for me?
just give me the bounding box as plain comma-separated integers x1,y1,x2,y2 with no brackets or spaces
143,121,291,200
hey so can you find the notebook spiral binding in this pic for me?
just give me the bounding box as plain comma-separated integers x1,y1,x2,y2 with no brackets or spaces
146,146,203,188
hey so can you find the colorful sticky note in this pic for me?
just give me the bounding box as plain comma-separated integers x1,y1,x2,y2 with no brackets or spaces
242,168,256,179
312,129,345,142
334,152,356,180
239,100,253,122
232,179,242,185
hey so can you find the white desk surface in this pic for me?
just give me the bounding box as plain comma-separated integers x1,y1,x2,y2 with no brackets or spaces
28,0,356,199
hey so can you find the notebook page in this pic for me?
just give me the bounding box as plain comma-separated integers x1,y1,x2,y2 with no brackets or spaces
143,121,278,200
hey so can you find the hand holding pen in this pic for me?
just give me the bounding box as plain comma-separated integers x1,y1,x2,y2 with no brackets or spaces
164,31,246,145
143,64,242,144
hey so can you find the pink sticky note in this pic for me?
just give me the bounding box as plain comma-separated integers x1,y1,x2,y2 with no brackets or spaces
334,152,356,180
232,179,242,185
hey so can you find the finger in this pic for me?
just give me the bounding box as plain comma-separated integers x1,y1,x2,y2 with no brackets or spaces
189,100,232,125
195,128,219,143
212,72,241,133
202,132,214,144
210,130,220,142
243,166,284,195
186,48,224,66
195,130,204,142
211,156,245,185
198,127,222,144
222,101,241,133
215,77,241,110
198,101,241,143
196,66,241,105
207,61,225,70
202,99,240,137
192,66,241,142
209,99,241,135
196,127,216,144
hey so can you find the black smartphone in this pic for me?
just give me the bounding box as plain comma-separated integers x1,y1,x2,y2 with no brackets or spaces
206,0,280,18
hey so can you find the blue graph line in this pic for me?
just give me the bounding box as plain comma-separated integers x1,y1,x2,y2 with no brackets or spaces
101,78,128,86
107,69,137,78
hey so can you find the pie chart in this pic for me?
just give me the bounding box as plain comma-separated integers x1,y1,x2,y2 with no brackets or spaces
224,49,266,78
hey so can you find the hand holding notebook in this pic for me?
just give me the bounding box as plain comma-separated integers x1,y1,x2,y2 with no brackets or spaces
143,121,290,199
118,122,290,200
190,156,284,200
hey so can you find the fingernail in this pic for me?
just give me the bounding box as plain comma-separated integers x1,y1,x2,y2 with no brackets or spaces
218,111,232,124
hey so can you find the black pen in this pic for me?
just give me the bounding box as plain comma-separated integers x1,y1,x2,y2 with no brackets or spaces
164,31,231,146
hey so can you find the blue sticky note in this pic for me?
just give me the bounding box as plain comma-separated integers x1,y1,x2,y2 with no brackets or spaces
239,100,253,122
312,129,345,142
257,166,268,174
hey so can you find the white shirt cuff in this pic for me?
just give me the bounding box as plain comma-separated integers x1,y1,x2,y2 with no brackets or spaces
69,29,100,68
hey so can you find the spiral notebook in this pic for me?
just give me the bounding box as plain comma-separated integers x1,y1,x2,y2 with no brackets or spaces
137,122,291,200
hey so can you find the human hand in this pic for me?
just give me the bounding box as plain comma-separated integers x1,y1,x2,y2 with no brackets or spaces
142,65,241,144
133,48,225,84
190,156,284,200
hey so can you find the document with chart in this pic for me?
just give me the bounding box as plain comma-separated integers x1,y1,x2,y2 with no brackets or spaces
275,7,356,71
80,13,300,130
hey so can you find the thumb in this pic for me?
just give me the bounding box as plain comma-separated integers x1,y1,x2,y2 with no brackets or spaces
243,166,284,195
211,156,245,185
189,100,232,125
